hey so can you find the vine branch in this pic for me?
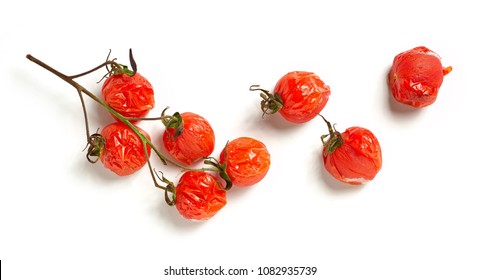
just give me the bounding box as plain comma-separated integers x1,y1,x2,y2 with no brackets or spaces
26,54,187,195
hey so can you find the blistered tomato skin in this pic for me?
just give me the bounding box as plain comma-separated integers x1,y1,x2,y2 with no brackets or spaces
163,112,215,165
102,72,155,119
100,122,151,176
274,71,330,123
323,127,382,185
388,46,452,108
219,137,271,187
320,116,382,185
175,171,227,221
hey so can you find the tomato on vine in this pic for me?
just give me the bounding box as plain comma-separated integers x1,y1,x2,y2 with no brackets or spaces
219,137,271,187
250,71,330,123
161,109,215,166
99,122,152,176
174,171,227,220
388,46,452,108
320,116,382,185
101,54,155,119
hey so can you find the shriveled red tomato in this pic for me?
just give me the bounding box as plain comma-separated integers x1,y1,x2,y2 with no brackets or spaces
175,171,227,220
219,137,271,187
161,111,215,166
100,122,151,176
102,68,155,119
251,71,330,123
388,46,452,108
320,116,382,185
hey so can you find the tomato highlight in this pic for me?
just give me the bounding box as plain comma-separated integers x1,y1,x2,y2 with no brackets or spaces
175,171,227,220
102,71,155,119
162,111,215,166
100,122,151,176
219,137,271,187
388,46,452,108
251,71,330,123
320,116,382,185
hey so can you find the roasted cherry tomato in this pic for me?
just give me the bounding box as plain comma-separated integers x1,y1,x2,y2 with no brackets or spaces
162,111,215,166
175,171,227,220
320,116,382,185
388,46,452,108
251,71,330,123
219,137,271,187
102,68,155,119
100,122,151,176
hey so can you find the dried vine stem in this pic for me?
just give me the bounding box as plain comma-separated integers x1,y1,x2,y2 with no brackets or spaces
26,53,233,197
26,54,185,194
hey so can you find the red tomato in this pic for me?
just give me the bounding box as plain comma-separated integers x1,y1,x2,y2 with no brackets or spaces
162,112,215,165
388,46,452,108
100,122,151,176
320,116,382,185
102,71,155,119
175,171,227,220
219,137,271,187
252,71,330,123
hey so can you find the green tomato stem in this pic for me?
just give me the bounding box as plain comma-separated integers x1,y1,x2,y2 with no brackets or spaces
319,115,344,155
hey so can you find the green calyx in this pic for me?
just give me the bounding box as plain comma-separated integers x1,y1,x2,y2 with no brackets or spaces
319,115,343,155
161,107,184,139
203,155,232,191
112,65,135,76
155,170,176,206
249,85,284,116
111,49,138,77
86,133,106,163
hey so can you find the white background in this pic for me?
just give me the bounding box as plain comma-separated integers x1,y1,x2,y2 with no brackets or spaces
1,0,479,279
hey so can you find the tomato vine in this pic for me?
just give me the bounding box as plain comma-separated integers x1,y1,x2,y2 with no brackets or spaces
26,52,191,204
27,49,272,220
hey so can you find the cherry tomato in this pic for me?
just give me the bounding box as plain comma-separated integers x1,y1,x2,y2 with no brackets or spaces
102,70,155,119
219,137,271,187
175,171,227,220
162,112,215,166
320,116,382,185
100,122,151,176
251,71,330,123
388,46,452,108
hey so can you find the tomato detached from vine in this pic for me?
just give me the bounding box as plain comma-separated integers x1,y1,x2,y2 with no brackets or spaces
388,46,452,108
161,109,215,166
99,122,151,176
250,71,330,123
219,137,271,187
174,171,227,221
320,116,382,185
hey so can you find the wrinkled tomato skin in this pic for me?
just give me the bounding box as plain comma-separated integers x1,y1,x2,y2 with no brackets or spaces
102,73,155,119
323,127,382,185
388,46,452,108
274,71,330,123
175,171,227,221
100,122,151,176
219,137,271,187
163,112,215,165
